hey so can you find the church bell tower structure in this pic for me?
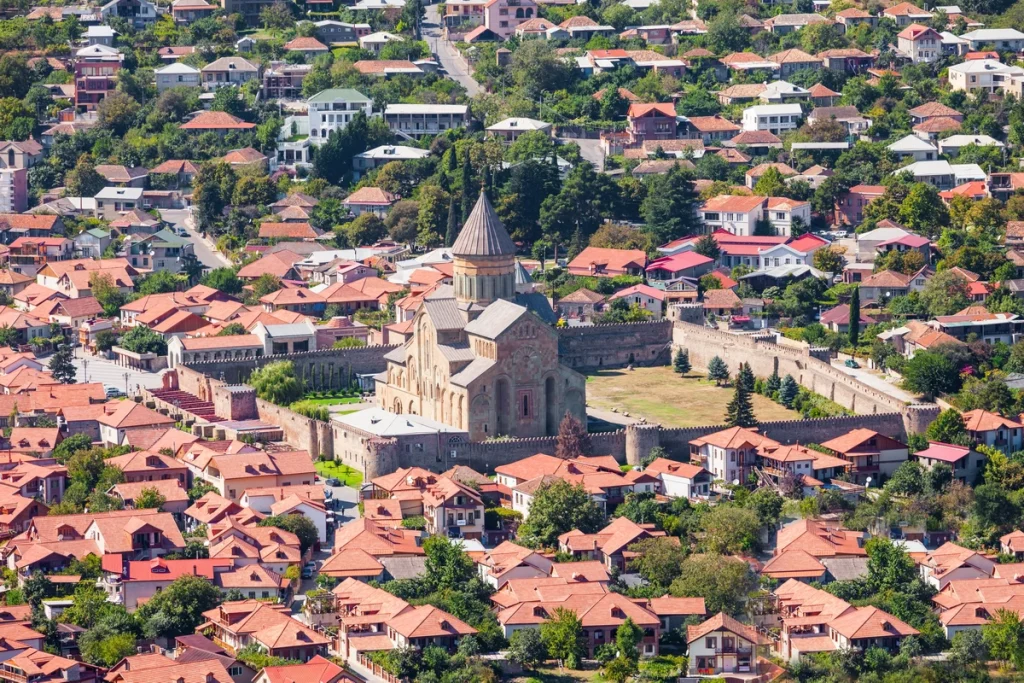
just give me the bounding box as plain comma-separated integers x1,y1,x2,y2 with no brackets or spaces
451,192,516,308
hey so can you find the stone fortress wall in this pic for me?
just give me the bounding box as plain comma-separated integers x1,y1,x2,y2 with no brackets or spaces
178,318,940,479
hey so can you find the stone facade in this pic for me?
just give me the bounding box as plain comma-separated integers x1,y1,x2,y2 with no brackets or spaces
557,321,673,369
375,193,586,441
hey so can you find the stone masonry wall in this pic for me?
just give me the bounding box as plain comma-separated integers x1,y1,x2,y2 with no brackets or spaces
672,321,940,437
256,398,334,460
181,345,396,388
557,320,673,370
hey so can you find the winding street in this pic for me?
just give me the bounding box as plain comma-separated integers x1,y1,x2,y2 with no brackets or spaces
423,3,484,97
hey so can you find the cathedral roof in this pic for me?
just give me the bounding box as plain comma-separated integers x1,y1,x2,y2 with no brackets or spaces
464,299,528,340
514,260,533,285
450,358,496,387
422,297,466,331
451,193,516,258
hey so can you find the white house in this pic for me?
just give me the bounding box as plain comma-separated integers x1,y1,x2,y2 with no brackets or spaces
897,24,942,63
485,117,553,142
643,458,712,500
155,63,200,93
763,198,812,237
757,233,827,270
959,28,1024,51
307,88,373,145
740,103,802,135
948,59,1024,93
607,284,665,318
887,134,938,161
894,160,986,190
937,134,1005,156
358,31,403,53
700,195,766,237
353,145,432,178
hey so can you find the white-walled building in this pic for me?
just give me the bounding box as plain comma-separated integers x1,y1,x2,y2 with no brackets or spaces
888,134,938,161
948,59,1024,93
959,28,1024,51
155,63,200,92
307,88,373,145
740,103,802,135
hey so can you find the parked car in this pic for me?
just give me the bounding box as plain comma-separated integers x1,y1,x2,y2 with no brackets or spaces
845,359,860,368
301,561,316,579
327,477,341,487
105,387,124,398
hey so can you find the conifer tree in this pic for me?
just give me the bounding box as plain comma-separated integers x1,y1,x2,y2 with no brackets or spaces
674,348,691,375
738,362,755,392
766,371,781,396
707,356,729,386
725,378,756,428
779,374,799,407
445,196,458,248
848,285,861,348
461,148,473,221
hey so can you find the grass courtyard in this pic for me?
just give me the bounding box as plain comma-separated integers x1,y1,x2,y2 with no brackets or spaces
315,460,363,488
585,366,799,428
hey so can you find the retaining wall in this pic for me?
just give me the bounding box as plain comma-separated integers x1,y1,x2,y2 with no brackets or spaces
557,320,673,369
181,345,395,388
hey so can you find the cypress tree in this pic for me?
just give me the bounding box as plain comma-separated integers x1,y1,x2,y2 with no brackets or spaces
725,379,756,428
848,286,861,348
461,148,473,221
445,196,459,248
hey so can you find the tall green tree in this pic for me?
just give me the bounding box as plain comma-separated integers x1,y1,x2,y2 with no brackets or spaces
445,195,458,247
725,377,756,428
517,480,604,548
48,344,76,384
984,609,1024,670
707,356,729,385
640,164,699,246
674,348,691,375
461,148,473,221
848,286,861,348
136,574,222,639
540,607,586,669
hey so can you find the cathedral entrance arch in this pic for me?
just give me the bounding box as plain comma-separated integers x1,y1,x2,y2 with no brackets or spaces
545,376,557,436
496,378,511,435
393,398,403,414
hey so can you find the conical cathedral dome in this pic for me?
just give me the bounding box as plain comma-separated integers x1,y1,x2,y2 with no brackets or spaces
451,192,516,257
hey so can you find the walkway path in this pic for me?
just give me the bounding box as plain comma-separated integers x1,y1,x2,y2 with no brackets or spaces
829,360,920,404
423,3,483,97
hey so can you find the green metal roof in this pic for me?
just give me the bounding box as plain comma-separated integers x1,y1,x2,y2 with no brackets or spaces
307,88,371,104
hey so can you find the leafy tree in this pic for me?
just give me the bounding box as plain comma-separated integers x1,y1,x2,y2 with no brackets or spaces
848,286,861,347
332,337,366,348
312,112,390,186
135,487,166,510
119,325,167,355
507,627,546,669
701,506,760,553
627,537,686,587
540,607,586,669
753,167,788,196
422,536,475,591
250,273,282,300
925,462,953,494
673,348,691,375
886,461,924,495
511,41,575,99
65,155,105,198
0,325,16,347
96,91,140,136
707,356,729,385
902,351,959,399
338,213,387,248
90,272,126,317
926,408,969,445
444,196,458,248
217,323,247,337
52,434,93,464
259,513,318,553
555,412,591,460
249,361,304,405
920,270,970,318
778,375,798,407
136,574,222,639
984,608,1024,670
670,554,755,615
138,270,184,296
517,480,605,548
188,480,217,502
725,379,756,428
0,54,31,99
640,164,699,246
48,345,76,384
950,628,988,672
0,98,34,140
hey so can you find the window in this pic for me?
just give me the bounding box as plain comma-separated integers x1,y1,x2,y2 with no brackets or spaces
706,637,718,649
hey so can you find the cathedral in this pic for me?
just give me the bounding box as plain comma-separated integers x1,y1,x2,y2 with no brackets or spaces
376,193,586,441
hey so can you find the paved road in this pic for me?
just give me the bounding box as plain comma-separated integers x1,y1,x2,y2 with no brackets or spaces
162,208,231,270
423,4,483,97
72,346,166,393
829,359,920,403
563,137,605,172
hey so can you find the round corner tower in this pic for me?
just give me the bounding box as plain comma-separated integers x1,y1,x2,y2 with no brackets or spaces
451,192,516,307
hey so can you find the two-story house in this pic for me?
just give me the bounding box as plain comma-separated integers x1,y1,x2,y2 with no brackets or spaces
687,613,763,678
307,89,373,144
200,57,261,91
155,63,201,92
126,228,194,274
757,233,826,270
483,0,538,39
691,426,774,486
626,102,677,144
897,24,942,63
820,429,910,486
741,103,802,135
699,195,767,237
961,410,1024,455
915,442,986,485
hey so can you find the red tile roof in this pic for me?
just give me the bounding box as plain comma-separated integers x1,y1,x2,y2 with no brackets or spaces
180,112,255,131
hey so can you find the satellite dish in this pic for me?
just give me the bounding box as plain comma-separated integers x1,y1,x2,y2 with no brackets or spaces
866,477,873,488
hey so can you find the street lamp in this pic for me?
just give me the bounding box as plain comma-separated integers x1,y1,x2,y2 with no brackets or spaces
82,358,88,383
123,372,130,397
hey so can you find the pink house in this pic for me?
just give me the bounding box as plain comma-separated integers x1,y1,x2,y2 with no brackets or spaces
484,0,537,38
